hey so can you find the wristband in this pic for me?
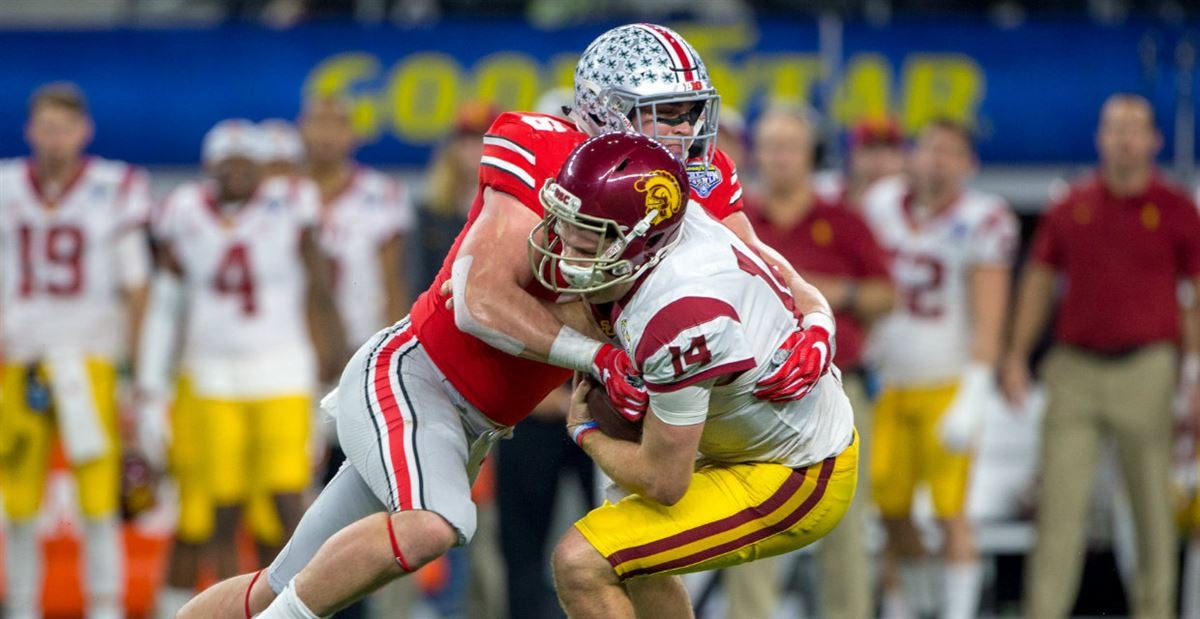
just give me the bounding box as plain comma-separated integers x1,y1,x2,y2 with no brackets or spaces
570,421,600,447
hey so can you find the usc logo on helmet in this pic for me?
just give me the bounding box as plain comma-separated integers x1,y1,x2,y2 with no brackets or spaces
635,170,682,225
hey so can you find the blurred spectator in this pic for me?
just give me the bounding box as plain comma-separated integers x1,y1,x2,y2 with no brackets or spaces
410,101,497,291
1003,93,1200,618
0,82,151,619
862,119,1017,619
724,103,893,619
259,118,305,177
494,92,596,619
814,116,906,209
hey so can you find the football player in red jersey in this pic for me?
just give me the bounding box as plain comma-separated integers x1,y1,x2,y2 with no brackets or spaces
181,24,832,619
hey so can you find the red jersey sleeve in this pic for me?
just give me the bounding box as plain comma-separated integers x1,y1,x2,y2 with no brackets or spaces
688,148,743,220
478,112,580,212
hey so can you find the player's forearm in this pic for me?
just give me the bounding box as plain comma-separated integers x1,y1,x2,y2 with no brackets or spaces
578,432,686,505
381,235,410,322
1007,263,1056,360
969,266,1011,366
723,212,831,318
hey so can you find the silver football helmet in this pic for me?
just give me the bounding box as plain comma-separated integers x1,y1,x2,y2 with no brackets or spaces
572,23,720,163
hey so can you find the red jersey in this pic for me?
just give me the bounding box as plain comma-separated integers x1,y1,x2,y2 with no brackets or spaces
744,194,891,369
1030,172,1200,352
410,112,748,425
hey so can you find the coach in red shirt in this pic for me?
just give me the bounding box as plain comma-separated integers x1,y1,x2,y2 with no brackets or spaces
722,104,893,619
1003,93,1200,619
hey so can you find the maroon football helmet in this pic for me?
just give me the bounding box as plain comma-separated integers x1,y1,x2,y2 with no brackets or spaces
529,132,689,295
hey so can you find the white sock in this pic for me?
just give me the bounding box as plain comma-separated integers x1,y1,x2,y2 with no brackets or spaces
83,516,126,619
155,586,195,619
898,558,935,616
5,520,42,619
940,560,982,619
258,580,323,619
880,586,912,619
1184,538,1200,619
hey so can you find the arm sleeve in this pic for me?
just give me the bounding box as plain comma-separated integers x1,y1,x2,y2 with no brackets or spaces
696,149,743,220
635,296,757,392
968,201,1019,267
648,382,713,427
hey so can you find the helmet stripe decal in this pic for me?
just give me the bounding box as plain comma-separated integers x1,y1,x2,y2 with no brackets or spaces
637,23,697,83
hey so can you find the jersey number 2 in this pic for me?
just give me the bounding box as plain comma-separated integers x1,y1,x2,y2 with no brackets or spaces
18,224,85,297
668,335,711,378
213,243,256,315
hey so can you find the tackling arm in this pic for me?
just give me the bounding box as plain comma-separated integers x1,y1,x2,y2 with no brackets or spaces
453,187,601,370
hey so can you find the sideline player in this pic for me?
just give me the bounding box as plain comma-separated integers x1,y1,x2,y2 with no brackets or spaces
151,119,345,581
0,82,152,619
180,24,831,618
862,119,1016,619
535,133,857,618
301,95,411,350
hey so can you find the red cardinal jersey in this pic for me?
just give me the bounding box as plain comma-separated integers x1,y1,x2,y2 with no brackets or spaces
410,111,748,425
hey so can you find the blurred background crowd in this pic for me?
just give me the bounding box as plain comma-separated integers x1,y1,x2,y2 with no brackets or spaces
1,1,1199,618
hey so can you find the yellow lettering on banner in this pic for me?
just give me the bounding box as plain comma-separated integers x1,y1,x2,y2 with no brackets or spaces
474,53,541,113
900,54,985,131
831,54,892,126
387,53,461,143
303,52,384,140
759,55,821,105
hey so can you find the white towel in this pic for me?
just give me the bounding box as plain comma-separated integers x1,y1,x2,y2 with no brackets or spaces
46,348,110,465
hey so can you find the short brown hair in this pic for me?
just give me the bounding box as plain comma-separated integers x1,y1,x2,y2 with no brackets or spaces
28,82,89,118
921,117,975,154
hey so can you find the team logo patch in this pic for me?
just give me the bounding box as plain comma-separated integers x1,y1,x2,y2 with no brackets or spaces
1141,203,1159,230
634,170,683,224
686,162,722,199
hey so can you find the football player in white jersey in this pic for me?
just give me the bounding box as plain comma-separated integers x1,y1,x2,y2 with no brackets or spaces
148,119,345,586
0,83,151,619
300,95,411,347
534,133,857,618
861,119,1016,619
260,118,306,178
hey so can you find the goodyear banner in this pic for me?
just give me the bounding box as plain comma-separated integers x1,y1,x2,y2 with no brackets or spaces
0,18,1195,165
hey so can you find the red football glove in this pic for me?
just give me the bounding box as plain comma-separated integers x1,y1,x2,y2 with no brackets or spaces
754,314,835,403
591,343,648,422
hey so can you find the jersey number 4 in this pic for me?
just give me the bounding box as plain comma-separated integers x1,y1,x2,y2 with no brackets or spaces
213,243,256,315
18,224,85,297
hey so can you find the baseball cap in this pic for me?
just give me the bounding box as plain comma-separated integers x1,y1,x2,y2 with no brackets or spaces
202,119,267,164
259,118,305,164
850,117,903,148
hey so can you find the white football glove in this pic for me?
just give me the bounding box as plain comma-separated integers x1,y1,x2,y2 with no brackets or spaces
938,363,992,453
136,390,171,471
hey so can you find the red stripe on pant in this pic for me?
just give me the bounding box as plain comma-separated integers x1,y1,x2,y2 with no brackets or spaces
373,327,418,510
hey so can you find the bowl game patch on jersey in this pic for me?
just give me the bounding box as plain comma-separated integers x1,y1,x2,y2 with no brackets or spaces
686,161,723,198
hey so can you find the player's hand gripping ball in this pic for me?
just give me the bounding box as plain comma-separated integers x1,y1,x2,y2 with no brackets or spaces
572,375,644,443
